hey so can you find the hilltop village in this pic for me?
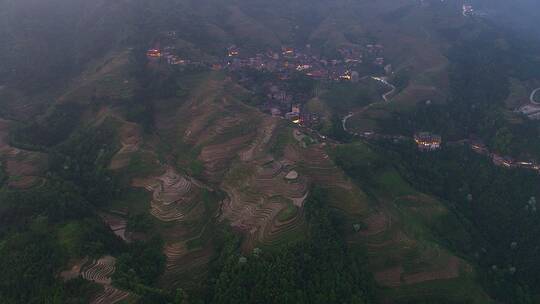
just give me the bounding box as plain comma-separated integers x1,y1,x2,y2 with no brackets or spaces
146,36,391,128
224,44,388,126
145,32,540,175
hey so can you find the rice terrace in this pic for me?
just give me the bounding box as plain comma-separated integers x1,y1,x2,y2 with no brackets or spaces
1,0,540,303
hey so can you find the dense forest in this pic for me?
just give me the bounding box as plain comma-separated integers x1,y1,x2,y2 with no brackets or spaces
337,20,540,302
0,123,163,303
379,25,540,159
204,188,376,304
0,160,377,304
334,140,540,303
387,144,540,303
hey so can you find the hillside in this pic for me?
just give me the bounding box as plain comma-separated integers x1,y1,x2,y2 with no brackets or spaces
2,0,540,303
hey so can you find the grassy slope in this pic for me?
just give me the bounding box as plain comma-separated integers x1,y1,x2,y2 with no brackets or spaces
332,142,492,303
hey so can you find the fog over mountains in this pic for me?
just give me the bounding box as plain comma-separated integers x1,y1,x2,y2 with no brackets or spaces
2,1,540,303
476,0,540,35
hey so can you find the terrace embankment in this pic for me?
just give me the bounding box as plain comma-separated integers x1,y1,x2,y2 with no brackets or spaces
61,255,130,304
221,126,371,250
133,167,202,223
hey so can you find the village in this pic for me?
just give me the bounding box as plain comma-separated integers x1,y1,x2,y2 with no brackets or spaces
146,35,391,128
145,35,540,176
462,3,489,18
409,132,540,173
467,139,540,172
411,131,540,172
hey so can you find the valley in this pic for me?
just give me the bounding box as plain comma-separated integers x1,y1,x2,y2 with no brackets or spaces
2,0,540,303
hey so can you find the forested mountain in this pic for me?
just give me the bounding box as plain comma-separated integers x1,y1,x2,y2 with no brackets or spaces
1,0,540,303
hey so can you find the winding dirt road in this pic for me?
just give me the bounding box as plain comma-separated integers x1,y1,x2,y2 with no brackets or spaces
342,112,355,133
342,76,396,134
371,76,396,102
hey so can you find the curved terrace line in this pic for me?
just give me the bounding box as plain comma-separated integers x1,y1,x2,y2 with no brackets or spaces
530,87,540,105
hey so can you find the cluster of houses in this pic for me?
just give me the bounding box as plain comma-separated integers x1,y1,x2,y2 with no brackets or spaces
414,132,442,151
285,104,302,124
462,4,488,17
254,82,321,128
146,42,386,84
145,36,390,128
411,133,540,172
222,44,389,126
470,140,540,172
225,44,386,83
462,4,474,16
145,31,204,67
144,35,540,176
146,43,377,126
408,131,540,173
146,47,191,66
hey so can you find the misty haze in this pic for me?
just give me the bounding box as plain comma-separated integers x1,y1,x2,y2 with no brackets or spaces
0,0,540,303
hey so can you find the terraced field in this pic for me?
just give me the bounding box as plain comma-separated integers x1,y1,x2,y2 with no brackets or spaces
72,256,132,304
91,285,130,304
130,164,219,289
198,132,256,182
286,143,353,191
81,256,116,284
335,143,489,302
151,73,265,184
55,55,479,301
353,194,487,302
134,167,202,223
220,126,313,250
102,73,257,290
220,125,391,251
126,71,314,259
239,116,278,162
